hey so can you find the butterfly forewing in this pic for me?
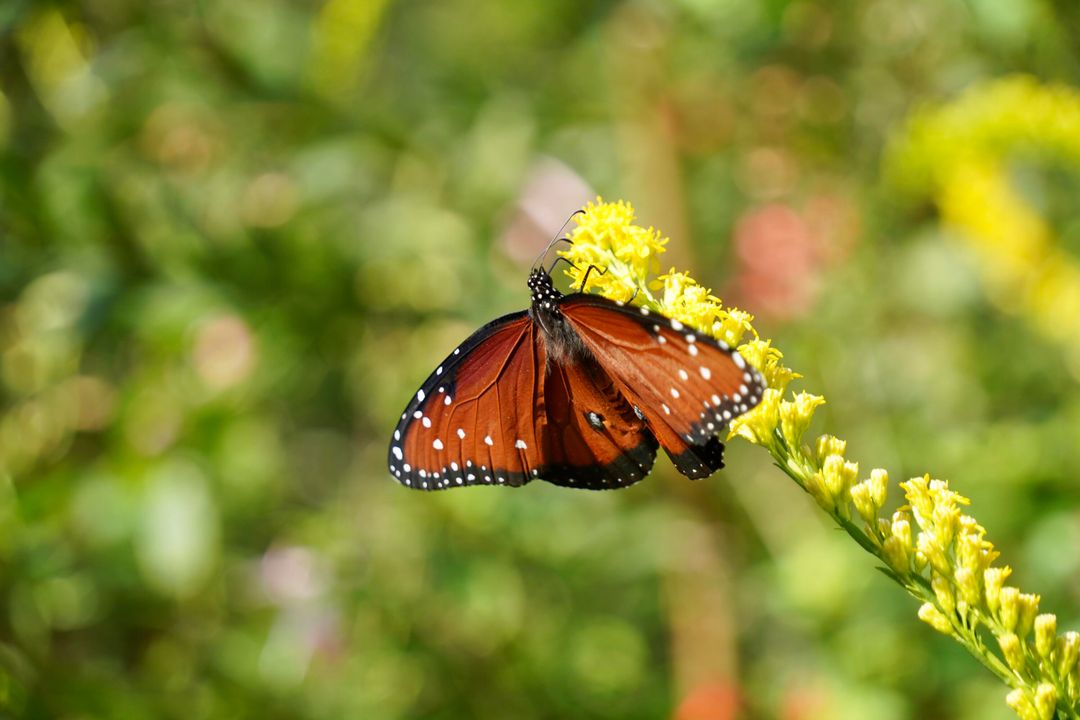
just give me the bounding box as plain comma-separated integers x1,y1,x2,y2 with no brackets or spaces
388,313,548,490
560,296,765,478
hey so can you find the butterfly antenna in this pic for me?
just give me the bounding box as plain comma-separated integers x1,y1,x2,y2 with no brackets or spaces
531,209,585,270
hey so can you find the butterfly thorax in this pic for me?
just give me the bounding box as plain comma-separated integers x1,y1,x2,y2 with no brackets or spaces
527,268,587,365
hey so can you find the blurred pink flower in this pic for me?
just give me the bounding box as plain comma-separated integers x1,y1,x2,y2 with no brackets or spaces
727,194,858,322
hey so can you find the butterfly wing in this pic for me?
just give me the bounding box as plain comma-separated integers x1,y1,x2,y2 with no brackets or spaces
560,295,766,479
538,353,658,490
388,312,547,490
388,308,661,491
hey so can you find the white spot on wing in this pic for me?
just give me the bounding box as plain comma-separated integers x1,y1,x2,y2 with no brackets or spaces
733,353,746,369
688,344,698,357
457,428,465,439
484,435,494,446
422,416,432,428
662,404,671,415
392,446,403,460
432,438,444,450
394,430,400,441
417,389,425,402
670,388,680,399
444,396,452,405
515,439,527,449
678,369,689,381
700,366,712,380
671,319,684,331
413,410,423,419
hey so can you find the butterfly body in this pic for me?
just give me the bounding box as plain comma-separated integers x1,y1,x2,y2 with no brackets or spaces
388,268,764,491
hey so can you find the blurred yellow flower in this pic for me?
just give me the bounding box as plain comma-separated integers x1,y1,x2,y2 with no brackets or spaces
888,76,1080,379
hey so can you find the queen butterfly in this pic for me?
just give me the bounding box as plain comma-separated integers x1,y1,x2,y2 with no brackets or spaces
387,265,765,491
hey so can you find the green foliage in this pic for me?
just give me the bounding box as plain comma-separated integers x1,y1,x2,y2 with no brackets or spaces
1,1,1079,719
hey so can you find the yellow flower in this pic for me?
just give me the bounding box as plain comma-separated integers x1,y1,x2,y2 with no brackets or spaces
558,198,1077,718
561,198,668,303
728,388,781,450
918,602,953,635
887,76,1080,380
1034,614,1057,659
1006,688,1039,720
779,392,825,450
736,339,799,394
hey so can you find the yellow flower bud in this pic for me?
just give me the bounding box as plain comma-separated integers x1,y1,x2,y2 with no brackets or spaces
917,530,951,576
998,632,1025,673
1033,683,1057,720
953,567,980,607
955,530,984,574
984,567,1012,613
932,573,956,616
1017,593,1041,639
932,504,960,549
850,480,878,525
779,392,825,449
1000,586,1021,632
868,468,888,511
918,602,953,635
892,511,913,540
1034,614,1057,659
1056,631,1080,678
901,475,933,527
1005,688,1038,720
805,470,835,512
821,454,858,505
813,434,846,465
883,536,910,575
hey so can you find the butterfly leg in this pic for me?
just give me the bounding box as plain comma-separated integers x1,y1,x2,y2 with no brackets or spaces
578,264,608,292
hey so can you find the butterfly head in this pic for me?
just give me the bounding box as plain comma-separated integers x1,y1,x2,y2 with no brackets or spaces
527,268,564,316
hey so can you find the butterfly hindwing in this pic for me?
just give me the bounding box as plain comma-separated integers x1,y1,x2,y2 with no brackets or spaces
538,354,658,490
560,295,765,479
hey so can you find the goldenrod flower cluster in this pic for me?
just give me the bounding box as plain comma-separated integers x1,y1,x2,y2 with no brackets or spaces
562,199,1080,720
886,76,1080,378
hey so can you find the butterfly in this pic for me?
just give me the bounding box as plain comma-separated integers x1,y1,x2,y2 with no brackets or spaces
388,264,765,491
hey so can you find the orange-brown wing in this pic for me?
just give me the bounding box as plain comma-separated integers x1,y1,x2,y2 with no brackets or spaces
561,295,766,479
537,353,658,490
388,312,547,490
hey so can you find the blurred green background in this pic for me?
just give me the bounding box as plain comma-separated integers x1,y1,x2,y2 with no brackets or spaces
2,1,1080,718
